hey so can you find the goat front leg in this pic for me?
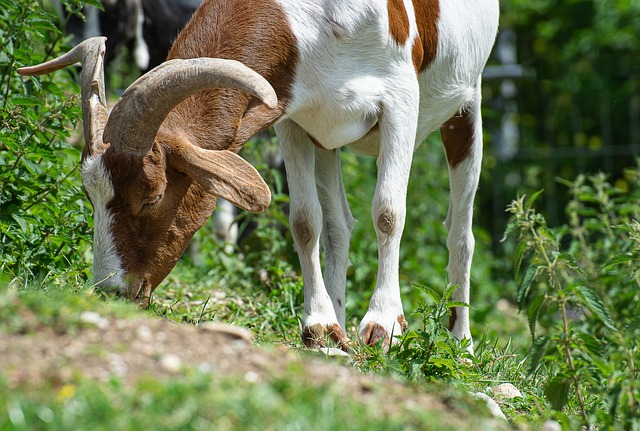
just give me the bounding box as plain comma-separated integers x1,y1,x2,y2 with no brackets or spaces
440,82,484,355
275,120,350,350
359,81,419,346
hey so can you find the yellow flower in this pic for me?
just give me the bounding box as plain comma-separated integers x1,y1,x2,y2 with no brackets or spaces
56,384,76,402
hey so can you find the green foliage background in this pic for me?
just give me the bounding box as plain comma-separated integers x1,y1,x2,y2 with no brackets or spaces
0,0,97,286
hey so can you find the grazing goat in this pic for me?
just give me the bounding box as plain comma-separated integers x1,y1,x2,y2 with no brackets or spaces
19,0,499,350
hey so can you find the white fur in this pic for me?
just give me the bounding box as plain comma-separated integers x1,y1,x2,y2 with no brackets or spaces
212,197,238,253
132,0,150,70
444,82,483,353
81,155,125,291
275,0,499,345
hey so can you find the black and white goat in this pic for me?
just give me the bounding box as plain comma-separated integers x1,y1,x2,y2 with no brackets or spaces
20,0,499,350
61,0,202,71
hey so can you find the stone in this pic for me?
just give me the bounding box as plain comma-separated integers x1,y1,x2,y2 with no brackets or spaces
160,354,182,373
200,322,254,342
493,383,523,400
79,311,108,329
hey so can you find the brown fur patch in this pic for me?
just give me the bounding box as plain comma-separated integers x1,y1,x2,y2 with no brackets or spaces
397,314,408,332
411,0,440,72
293,218,313,246
411,37,424,74
166,0,298,152
440,109,475,169
377,208,396,235
388,0,410,44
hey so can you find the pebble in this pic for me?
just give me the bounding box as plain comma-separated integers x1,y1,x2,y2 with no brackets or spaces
108,354,128,376
79,311,108,329
493,383,523,400
244,371,261,383
317,347,350,358
200,322,253,342
542,420,562,431
472,392,507,421
136,324,153,342
160,354,182,373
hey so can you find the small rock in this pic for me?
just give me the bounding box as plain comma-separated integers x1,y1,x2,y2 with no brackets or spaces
200,322,253,342
542,420,562,431
472,392,507,421
493,383,523,400
79,311,108,329
136,324,153,342
160,354,182,373
108,354,128,376
496,298,511,313
212,291,227,301
318,347,350,358
244,371,261,383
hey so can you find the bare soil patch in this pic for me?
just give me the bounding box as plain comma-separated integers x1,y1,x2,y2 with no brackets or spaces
1,308,508,429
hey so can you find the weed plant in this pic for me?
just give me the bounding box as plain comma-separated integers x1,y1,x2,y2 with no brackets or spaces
0,0,100,287
505,163,640,428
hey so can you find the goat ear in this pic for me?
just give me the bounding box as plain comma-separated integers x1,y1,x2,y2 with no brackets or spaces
169,143,271,212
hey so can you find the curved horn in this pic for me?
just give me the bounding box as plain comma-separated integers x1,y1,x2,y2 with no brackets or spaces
103,58,278,158
18,37,109,156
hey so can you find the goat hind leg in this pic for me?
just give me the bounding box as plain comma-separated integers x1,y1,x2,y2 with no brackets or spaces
440,84,483,354
315,147,355,329
275,120,350,350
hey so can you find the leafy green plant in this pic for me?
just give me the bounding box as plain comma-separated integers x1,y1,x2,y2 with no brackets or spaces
505,162,640,428
352,283,477,384
385,284,473,382
0,0,101,286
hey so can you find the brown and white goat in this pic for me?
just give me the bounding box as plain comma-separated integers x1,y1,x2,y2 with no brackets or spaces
19,0,499,350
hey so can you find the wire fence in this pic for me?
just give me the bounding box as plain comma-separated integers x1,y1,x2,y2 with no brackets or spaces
480,28,640,243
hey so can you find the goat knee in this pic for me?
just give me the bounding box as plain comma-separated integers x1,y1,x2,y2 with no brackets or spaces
377,208,395,235
293,218,313,246
374,205,404,238
291,211,321,249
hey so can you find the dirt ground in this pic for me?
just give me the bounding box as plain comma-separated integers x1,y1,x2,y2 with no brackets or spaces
0,308,508,429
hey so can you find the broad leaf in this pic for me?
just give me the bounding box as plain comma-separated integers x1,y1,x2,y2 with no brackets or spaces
517,264,539,310
575,285,616,330
544,374,571,410
527,293,546,338
528,336,549,375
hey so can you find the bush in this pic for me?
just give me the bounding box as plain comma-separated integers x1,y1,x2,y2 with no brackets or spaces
505,162,640,428
0,0,100,287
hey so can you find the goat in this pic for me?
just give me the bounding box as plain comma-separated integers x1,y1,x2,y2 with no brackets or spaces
62,0,203,71
19,0,499,351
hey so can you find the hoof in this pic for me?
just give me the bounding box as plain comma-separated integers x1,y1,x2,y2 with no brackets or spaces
302,323,352,352
360,315,407,347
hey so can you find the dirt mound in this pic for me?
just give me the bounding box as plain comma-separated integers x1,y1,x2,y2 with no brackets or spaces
1,306,509,430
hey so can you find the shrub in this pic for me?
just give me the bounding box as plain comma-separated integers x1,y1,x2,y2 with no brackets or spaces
0,0,100,287
505,162,640,428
